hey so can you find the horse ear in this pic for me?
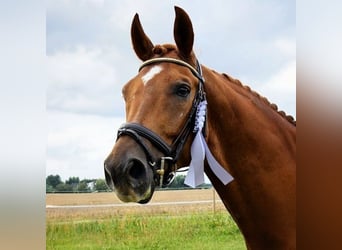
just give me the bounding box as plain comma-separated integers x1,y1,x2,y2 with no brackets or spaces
131,13,154,61
173,6,194,60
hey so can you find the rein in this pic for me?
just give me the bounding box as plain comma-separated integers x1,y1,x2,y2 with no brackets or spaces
116,57,206,187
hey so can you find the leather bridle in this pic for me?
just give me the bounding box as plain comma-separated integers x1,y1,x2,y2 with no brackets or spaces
116,57,206,187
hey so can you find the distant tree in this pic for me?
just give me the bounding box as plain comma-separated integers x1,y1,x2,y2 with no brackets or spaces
197,183,212,189
55,183,73,192
169,175,187,188
94,179,110,191
46,175,62,188
65,176,80,185
45,175,115,193
65,176,80,191
82,178,97,184
77,181,90,192
46,184,54,193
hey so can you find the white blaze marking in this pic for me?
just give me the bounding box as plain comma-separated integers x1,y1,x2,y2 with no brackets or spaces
141,66,163,85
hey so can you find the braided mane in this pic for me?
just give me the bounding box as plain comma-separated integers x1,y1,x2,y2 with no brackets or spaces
221,72,296,126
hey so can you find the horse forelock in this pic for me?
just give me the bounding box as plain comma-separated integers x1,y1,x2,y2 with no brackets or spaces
150,44,197,66
152,44,176,56
221,72,296,126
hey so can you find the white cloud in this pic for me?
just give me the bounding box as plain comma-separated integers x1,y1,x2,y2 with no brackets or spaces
257,37,296,116
255,60,296,117
274,38,296,58
85,0,105,7
48,46,115,87
47,110,125,181
47,46,125,116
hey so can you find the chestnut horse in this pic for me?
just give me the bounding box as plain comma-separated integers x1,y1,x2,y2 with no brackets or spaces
104,6,296,250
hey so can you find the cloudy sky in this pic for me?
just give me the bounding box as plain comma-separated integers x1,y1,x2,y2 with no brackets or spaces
47,0,296,181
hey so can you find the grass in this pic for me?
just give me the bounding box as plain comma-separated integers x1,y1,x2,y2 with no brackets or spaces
46,190,245,249
47,212,245,250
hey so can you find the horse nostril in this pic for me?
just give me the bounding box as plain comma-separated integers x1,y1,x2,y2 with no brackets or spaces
127,159,146,180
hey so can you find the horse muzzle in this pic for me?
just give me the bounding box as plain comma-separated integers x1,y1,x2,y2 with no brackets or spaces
104,154,155,204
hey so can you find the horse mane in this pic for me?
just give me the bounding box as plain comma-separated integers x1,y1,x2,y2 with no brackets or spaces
150,44,296,126
221,72,296,126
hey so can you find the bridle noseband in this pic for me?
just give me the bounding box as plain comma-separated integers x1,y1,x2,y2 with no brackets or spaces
117,57,206,187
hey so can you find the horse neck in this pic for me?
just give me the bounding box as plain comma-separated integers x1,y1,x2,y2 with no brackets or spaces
202,66,296,174
202,66,296,249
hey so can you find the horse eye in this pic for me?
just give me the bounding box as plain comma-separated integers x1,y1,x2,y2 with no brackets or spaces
175,84,191,97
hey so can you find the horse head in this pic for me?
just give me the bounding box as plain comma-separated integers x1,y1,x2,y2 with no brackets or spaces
104,7,203,203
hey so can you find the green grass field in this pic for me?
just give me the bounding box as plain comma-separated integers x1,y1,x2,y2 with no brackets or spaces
47,212,244,250
46,191,245,249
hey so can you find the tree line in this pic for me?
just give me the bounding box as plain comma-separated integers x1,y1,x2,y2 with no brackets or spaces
46,174,211,193
46,175,110,193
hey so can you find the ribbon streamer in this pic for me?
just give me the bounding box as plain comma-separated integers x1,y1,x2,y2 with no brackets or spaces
184,101,234,188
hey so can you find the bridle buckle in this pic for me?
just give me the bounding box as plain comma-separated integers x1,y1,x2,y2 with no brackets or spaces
156,156,174,188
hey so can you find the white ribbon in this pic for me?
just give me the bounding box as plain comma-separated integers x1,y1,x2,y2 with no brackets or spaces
184,101,234,188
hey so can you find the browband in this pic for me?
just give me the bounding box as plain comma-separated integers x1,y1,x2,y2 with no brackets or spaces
139,57,204,82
